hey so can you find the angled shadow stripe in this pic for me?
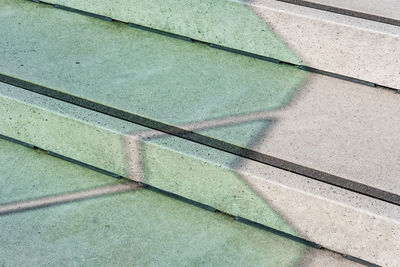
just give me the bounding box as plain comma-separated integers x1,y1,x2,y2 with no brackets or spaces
1,73,399,206
0,182,140,216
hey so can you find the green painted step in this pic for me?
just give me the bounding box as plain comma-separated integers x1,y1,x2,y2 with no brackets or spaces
0,191,311,266
42,0,303,65
0,0,307,142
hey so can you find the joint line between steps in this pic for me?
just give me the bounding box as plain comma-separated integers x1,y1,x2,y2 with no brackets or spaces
26,0,400,91
0,134,122,179
276,0,400,27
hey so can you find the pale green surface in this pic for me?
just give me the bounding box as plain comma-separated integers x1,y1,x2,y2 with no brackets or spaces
44,0,303,64
0,138,122,204
0,84,135,178
0,0,307,148
0,190,307,266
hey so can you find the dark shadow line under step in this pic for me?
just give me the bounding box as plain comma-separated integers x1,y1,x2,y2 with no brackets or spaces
1,73,399,207
47,150,122,179
342,254,381,267
139,182,216,212
0,133,35,149
0,134,121,179
235,216,322,248
53,4,112,21
277,0,400,27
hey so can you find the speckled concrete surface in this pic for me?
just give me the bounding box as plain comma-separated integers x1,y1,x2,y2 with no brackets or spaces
0,190,307,267
2,85,399,266
0,139,360,266
0,83,140,179
236,157,400,266
250,0,400,88
0,0,307,126
0,84,298,237
249,75,400,196
1,1,399,265
1,0,399,197
41,0,400,88
42,0,302,64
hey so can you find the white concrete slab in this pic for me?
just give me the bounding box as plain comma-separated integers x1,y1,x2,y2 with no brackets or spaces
246,74,400,196
251,0,400,88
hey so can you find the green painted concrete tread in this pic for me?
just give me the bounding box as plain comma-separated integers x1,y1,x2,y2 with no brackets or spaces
42,0,303,65
0,190,309,266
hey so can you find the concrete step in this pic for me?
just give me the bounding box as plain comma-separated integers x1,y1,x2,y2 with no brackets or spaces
2,78,399,266
1,0,399,203
1,138,360,266
32,0,400,89
1,1,399,265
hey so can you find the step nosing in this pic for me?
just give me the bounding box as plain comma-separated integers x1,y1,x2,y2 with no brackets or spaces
46,150,122,179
